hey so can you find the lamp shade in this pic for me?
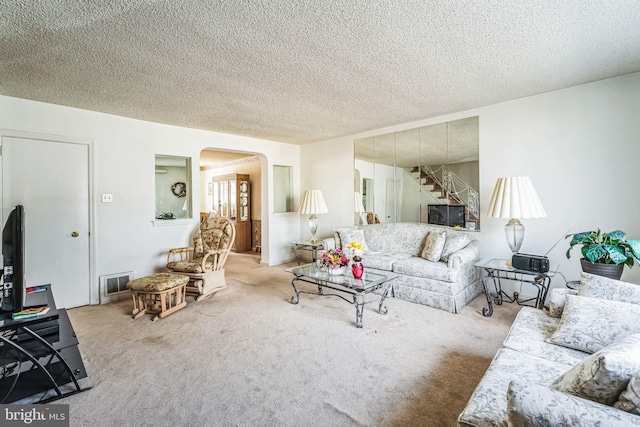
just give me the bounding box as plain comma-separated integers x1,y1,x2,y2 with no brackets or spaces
299,190,329,215
354,192,365,213
486,177,546,219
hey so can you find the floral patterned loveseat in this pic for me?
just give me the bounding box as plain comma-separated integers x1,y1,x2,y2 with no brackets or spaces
321,222,481,313
458,272,640,426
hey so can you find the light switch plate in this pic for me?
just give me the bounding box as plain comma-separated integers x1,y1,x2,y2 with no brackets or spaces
101,193,113,203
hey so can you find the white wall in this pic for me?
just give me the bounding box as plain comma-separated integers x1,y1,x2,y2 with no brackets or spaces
0,95,301,304
302,72,640,292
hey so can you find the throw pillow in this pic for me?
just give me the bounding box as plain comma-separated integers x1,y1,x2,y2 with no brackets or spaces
420,231,446,262
550,333,640,406
337,229,369,252
578,272,640,305
507,381,640,427
333,227,352,249
546,295,640,353
615,373,640,415
440,232,471,263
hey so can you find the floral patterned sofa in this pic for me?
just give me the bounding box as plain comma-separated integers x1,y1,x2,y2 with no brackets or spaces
458,272,640,426
321,223,481,313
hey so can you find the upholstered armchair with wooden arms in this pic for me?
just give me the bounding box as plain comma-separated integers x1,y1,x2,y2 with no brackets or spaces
366,212,382,224
166,216,236,301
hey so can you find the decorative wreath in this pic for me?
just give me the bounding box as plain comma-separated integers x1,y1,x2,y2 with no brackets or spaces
171,182,187,198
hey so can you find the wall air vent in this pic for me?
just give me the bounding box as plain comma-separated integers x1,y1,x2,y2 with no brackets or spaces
99,271,133,304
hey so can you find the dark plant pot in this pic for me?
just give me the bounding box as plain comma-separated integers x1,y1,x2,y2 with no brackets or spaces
580,258,624,280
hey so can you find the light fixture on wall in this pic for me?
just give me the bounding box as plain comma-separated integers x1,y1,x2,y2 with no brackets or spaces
486,176,546,254
299,190,329,243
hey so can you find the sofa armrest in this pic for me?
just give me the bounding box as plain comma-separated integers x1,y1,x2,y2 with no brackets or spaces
507,381,640,427
547,288,578,318
321,237,337,251
447,240,479,268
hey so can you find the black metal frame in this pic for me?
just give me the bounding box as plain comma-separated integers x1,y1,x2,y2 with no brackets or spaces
481,268,551,317
0,326,86,403
289,275,390,328
291,242,324,265
0,286,89,403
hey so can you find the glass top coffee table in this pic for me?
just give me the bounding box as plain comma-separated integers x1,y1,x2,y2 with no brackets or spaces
285,264,397,328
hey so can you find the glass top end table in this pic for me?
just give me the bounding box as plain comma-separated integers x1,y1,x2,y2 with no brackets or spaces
290,240,325,265
475,258,558,317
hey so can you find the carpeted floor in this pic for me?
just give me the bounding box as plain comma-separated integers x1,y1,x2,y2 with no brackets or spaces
60,252,520,427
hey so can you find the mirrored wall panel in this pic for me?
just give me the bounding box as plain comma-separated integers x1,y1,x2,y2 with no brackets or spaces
354,116,479,230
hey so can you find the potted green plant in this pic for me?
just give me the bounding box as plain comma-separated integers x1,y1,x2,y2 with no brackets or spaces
566,229,640,279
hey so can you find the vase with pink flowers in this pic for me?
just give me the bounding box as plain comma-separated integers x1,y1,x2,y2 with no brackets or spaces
351,255,364,279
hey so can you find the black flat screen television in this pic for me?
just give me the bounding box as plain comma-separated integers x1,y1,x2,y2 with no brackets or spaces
427,205,466,228
1,205,25,316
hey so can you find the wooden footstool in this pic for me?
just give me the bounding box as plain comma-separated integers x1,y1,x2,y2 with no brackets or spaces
127,273,189,321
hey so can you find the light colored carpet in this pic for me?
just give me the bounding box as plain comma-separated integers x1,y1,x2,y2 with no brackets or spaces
61,253,520,427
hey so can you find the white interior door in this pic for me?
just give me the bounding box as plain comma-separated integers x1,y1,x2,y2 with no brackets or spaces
2,136,90,308
385,179,399,223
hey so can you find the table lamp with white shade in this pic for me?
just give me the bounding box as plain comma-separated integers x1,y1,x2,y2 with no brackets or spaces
486,176,547,254
299,190,329,243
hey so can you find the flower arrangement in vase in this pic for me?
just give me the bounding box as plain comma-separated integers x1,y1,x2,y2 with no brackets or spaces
346,240,365,278
320,248,349,275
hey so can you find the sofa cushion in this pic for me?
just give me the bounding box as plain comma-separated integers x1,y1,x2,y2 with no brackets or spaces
361,252,412,272
507,381,640,427
550,333,640,406
615,373,640,415
457,347,570,427
421,230,446,262
440,232,471,262
546,295,640,353
392,257,458,282
127,273,190,291
502,307,586,367
578,272,640,305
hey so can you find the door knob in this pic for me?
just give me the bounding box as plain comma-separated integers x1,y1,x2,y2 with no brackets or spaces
71,231,79,238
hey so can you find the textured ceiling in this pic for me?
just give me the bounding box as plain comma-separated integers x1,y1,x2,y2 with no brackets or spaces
2,1,640,144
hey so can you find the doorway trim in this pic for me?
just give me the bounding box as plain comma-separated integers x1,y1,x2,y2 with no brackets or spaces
0,129,97,305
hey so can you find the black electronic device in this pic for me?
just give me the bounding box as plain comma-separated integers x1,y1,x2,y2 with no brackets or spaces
510,230,570,274
427,205,465,228
512,253,550,273
1,205,25,316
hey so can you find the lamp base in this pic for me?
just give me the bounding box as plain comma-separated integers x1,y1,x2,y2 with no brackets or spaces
308,214,318,244
505,218,524,253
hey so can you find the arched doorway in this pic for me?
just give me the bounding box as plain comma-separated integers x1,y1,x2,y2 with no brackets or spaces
199,149,263,254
